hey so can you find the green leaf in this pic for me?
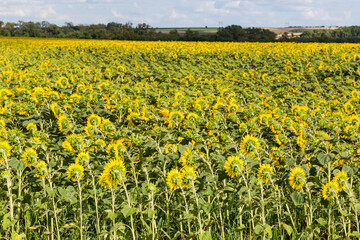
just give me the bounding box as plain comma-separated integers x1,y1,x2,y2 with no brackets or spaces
110,222,125,233
9,158,26,171
349,231,360,238
121,205,136,218
2,213,13,230
291,191,304,206
282,223,292,236
264,224,272,238
199,231,212,240
254,224,263,235
316,218,327,226
63,223,77,229
147,208,156,218
183,212,195,220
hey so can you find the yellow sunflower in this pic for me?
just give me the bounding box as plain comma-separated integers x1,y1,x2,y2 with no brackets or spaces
58,115,72,133
240,135,260,157
35,161,48,178
101,119,116,135
67,163,84,182
181,166,197,188
21,148,38,167
257,164,274,183
224,156,244,178
166,169,183,190
101,158,126,187
333,171,349,191
0,141,11,163
288,167,306,190
87,114,101,127
76,152,90,167
322,181,339,200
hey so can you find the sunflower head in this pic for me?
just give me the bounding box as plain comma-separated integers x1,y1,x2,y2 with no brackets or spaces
148,182,157,192
67,163,84,182
181,166,196,188
257,164,274,183
0,141,11,163
180,148,197,168
26,122,37,134
333,170,349,191
240,135,260,157
288,167,306,190
101,158,126,187
21,148,38,167
58,115,72,133
166,169,183,190
76,152,90,167
224,156,244,178
101,119,116,135
322,181,339,200
35,161,48,178
87,114,101,127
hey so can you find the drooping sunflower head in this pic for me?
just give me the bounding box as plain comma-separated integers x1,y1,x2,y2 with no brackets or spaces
0,141,11,163
50,102,62,118
35,161,48,178
90,139,106,152
76,151,90,167
102,158,126,187
87,114,101,127
148,183,157,192
62,134,85,153
58,115,72,133
333,170,349,191
21,148,38,167
101,119,116,135
224,156,244,178
67,163,84,182
180,148,197,168
26,122,37,134
270,147,284,165
84,125,96,138
240,135,260,157
288,167,306,190
322,181,339,200
257,164,274,184
57,76,69,89
181,166,197,188
99,172,111,189
166,169,183,190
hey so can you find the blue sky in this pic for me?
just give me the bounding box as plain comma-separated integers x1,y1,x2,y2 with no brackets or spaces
0,0,358,27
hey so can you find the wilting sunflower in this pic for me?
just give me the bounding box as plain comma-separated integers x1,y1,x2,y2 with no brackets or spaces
35,161,48,178
240,135,260,157
166,169,183,190
180,148,197,168
0,141,11,163
21,148,38,167
288,167,306,190
99,172,111,189
67,163,84,182
62,134,85,153
101,158,126,187
181,166,197,188
224,156,244,178
333,171,349,191
257,164,274,183
322,181,339,200
76,152,90,167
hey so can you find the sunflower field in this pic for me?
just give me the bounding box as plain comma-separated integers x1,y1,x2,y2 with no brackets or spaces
0,37,360,239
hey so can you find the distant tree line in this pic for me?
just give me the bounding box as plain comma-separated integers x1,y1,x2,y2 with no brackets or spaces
0,21,276,42
1,20,360,43
280,26,360,43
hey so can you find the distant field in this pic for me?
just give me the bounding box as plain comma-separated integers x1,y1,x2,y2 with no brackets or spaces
155,27,218,34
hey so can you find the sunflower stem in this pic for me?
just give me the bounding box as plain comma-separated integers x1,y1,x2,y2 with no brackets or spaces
120,178,136,240
89,168,101,239
180,187,191,234
77,180,83,240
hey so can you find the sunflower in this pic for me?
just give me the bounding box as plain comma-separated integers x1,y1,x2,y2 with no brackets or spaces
101,119,116,135
84,125,96,138
181,167,197,188
62,134,85,153
180,148,197,168
1,170,11,180
224,156,244,178
57,115,72,133
99,172,111,189
240,135,260,157
0,141,11,163
21,148,38,167
26,122,37,134
160,109,170,118
50,102,62,118
35,161,48,178
90,139,106,152
0,119,6,129
333,171,349,191
169,111,184,122
87,114,101,127
322,181,339,200
275,134,287,146
166,169,183,190
76,152,90,167
270,147,284,165
67,163,84,182
257,164,274,183
148,183,157,192
288,167,306,190
186,112,199,121
56,76,69,89
101,158,126,187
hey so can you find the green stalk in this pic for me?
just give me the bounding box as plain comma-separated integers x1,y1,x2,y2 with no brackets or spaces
89,168,101,239
111,187,117,240
42,178,50,240
180,187,191,234
77,180,83,240
192,182,203,234
120,178,136,240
